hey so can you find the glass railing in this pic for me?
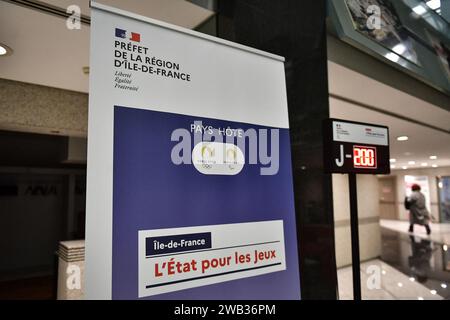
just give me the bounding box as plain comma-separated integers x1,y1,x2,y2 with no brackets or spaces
328,0,450,95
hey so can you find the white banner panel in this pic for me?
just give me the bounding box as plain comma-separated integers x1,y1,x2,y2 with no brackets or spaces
86,2,299,300
138,221,285,298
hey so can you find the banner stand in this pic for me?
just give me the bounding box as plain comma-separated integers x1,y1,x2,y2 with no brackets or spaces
86,1,301,299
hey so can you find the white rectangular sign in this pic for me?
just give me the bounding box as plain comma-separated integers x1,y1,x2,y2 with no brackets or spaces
333,120,388,146
138,220,286,297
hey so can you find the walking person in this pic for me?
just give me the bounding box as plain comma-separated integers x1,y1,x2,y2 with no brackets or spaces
405,184,431,235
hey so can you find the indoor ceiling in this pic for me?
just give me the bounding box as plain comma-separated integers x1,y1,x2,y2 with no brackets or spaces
0,0,214,93
329,61,450,170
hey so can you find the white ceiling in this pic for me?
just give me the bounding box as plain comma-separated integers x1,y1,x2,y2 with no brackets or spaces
328,61,450,170
0,0,214,93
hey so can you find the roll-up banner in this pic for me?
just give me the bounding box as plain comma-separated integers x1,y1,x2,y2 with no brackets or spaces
86,1,300,299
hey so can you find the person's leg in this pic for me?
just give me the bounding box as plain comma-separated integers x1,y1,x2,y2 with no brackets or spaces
425,224,431,235
409,224,414,233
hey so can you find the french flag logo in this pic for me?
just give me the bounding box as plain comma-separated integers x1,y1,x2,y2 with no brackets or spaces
115,28,140,42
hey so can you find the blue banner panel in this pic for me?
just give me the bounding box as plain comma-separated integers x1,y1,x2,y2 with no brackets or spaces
112,106,300,299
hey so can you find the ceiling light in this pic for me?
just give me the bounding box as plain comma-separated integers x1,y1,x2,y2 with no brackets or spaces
408,161,416,165
429,155,437,160
421,163,428,167
397,282,403,287
382,270,386,275
430,289,437,295
432,164,438,168
413,5,427,15
402,166,408,170
392,44,406,55
390,159,396,163
397,136,409,141
444,244,448,251
426,0,441,10
391,165,396,169
409,277,415,282
441,283,447,289
0,43,13,56
385,52,400,62
418,296,424,300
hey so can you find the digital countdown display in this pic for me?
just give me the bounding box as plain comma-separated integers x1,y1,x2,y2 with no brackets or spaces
323,119,390,174
353,146,377,169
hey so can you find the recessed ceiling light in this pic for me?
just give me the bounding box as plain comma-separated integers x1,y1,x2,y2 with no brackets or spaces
397,136,409,141
392,44,406,55
390,159,396,163
413,5,427,15
421,163,428,167
426,0,441,10
409,277,415,282
385,52,400,63
0,43,13,56
429,155,437,160
441,283,447,289
397,282,403,287
408,161,416,165
430,289,437,295
418,296,424,300
402,166,408,170
391,165,396,169
432,164,438,168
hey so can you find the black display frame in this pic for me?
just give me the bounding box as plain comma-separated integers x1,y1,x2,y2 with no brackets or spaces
323,118,391,175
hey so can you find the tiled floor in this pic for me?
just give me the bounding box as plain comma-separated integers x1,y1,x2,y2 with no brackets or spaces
338,219,450,300
0,276,55,300
380,219,450,245
338,259,443,300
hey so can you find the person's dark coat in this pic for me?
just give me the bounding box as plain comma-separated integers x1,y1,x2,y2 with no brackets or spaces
408,191,430,225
